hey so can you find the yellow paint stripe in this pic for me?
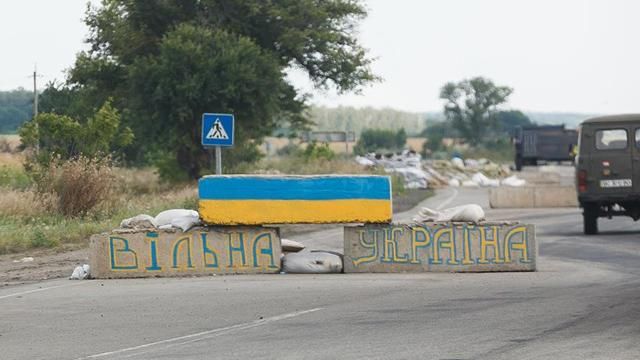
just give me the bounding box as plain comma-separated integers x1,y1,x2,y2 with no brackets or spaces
199,199,392,225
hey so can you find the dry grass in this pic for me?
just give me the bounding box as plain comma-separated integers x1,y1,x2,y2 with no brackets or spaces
248,156,372,175
0,135,21,153
0,189,55,218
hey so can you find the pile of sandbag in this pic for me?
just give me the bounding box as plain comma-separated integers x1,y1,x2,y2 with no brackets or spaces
355,150,429,189
424,157,525,188
119,209,201,232
279,238,343,274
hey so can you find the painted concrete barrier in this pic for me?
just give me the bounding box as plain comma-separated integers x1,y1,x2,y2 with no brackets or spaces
344,222,536,272
90,227,281,278
489,185,578,208
199,175,392,225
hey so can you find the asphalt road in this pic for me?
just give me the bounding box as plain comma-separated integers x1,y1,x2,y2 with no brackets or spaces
2,175,640,359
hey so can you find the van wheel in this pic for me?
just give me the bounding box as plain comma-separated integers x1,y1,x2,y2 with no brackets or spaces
583,203,599,235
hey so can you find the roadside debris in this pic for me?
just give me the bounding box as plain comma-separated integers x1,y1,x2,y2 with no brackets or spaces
413,204,485,223
355,152,525,189
70,264,91,280
282,251,343,274
281,239,305,253
12,257,34,263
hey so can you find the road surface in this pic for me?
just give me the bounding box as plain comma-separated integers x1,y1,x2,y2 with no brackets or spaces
1,178,640,359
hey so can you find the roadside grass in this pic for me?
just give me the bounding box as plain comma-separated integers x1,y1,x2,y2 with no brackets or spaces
0,148,429,255
0,147,198,254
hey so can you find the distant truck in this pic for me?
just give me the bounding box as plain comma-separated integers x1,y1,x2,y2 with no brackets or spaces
513,125,578,171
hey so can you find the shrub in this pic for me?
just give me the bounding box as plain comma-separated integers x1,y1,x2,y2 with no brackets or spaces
34,156,116,217
302,142,335,162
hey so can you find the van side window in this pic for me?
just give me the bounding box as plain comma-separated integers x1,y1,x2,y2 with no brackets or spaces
595,129,627,150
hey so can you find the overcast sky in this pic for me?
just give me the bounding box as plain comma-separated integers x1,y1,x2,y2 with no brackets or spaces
1,0,639,114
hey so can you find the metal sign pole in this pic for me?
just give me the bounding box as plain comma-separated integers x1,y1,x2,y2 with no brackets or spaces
215,146,222,175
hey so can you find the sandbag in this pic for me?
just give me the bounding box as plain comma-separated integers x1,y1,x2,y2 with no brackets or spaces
471,172,500,187
281,239,305,253
70,264,90,280
155,209,200,231
501,175,526,187
120,214,157,229
414,204,485,223
282,252,343,274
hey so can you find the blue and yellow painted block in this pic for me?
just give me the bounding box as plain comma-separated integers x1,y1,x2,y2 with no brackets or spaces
344,223,536,273
90,227,281,278
198,175,392,225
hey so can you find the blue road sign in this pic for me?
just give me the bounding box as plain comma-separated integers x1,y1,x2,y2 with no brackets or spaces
201,113,234,147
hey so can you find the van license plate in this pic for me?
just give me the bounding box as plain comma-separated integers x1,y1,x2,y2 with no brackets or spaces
600,179,632,188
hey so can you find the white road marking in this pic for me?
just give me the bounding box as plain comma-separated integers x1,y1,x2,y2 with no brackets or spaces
0,281,87,300
78,307,324,359
436,188,459,210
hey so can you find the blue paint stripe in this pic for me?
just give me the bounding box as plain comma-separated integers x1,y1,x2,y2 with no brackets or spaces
199,176,391,200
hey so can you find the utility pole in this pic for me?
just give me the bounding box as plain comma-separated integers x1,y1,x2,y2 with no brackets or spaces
32,65,41,153
33,67,38,117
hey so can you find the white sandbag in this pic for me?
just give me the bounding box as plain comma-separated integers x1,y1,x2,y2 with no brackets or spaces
120,214,157,229
281,239,305,253
501,175,526,187
155,209,199,227
414,204,485,223
471,172,500,187
451,157,465,169
70,264,90,280
355,156,376,167
171,213,201,232
462,180,479,187
282,252,343,274
448,178,461,187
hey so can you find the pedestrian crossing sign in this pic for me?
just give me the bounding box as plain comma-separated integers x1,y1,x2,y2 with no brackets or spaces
201,113,234,147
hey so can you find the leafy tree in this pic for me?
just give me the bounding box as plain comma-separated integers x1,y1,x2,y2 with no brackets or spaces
48,0,377,179
0,89,33,133
439,77,513,145
495,110,533,135
19,100,133,165
354,128,407,155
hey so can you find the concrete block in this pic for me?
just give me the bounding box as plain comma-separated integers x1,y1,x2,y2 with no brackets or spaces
490,186,578,208
199,175,392,225
344,222,536,273
533,186,578,207
90,227,281,278
489,187,535,208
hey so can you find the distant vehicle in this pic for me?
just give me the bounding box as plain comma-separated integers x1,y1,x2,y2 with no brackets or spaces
513,125,578,171
576,115,640,234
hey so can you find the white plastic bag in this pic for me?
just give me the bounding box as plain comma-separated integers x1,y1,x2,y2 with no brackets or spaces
282,252,343,273
414,204,485,223
120,214,157,229
281,239,305,253
70,264,90,280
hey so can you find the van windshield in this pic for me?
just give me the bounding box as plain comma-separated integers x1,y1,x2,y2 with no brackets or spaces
595,129,627,150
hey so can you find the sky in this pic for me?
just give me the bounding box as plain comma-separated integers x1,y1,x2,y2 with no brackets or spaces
1,0,640,114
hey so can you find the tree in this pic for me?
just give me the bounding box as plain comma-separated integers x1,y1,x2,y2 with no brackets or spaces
354,128,407,155
439,77,513,145
0,89,33,133
19,99,133,165
45,0,377,179
495,110,533,136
